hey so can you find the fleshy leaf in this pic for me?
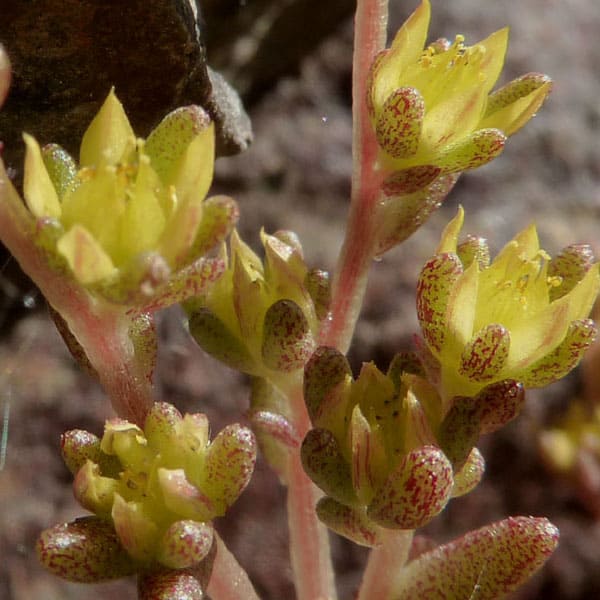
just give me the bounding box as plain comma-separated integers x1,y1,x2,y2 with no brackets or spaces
452,447,485,497
416,253,464,353
367,445,453,529
200,424,256,516
437,396,481,469
548,244,596,302
476,379,525,435
519,319,597,388
157,520,214,569
37,517,136,583
158,469,215,522
261,299,315,372
459,324,510,382
303,346,352,429
188,308,258,375
316,497,382,548
41,143,78,200
301,428,357,506
382,165,441,196
138,570,204,600
375,87,424,159
391,517,559,599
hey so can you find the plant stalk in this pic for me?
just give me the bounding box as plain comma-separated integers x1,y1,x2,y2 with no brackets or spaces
357,529,414,600
206,532,261,600
320,0,388,354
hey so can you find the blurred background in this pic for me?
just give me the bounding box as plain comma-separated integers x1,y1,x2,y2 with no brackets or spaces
1,0,599,597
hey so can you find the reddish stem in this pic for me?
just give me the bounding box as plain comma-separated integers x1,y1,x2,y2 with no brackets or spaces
206,532,260,600
0,162,153,425
285,383,336,600
319,0,388,353
357,529,414,600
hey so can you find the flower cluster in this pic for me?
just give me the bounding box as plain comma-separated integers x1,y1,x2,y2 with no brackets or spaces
187,229,329,379
368,0,552,255
417,207,599,403
368,0,552,196
21,90,237,309
37,402,256,581
301,347,485,546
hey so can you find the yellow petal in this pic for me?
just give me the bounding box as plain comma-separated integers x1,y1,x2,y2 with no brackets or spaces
476,28,509,96
22,133,61,218
80,89,135,167
437,206,464,254
60,166,126,262
118,155,167,262
444,261,479,356
372,0,431,113
57,224,117,284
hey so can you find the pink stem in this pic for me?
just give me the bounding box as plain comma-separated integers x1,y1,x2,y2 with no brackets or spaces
0,163,153,424
285,385,336,600
319,0,389,354
207,532,260,600
357,529,414,600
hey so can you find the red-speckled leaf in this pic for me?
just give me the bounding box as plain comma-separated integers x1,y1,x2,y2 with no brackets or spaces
519,319,598,388
316,497,382,547
459,324,510,382
391,516,559,599
452,447,485,498
375,174,459,256
437,396,481,470
416,253,464,353
201,424,256,515
138,569,203,600
304,268,331,320
144,402,183,446
135,256,225,314
367,445,453,529
250,410,300,449
261,299,315,372
382,165,441,196
375,87,424,159
61,429,102,475
37,517,136,583
301,428,356,506
304,346,352,428
157,520,213,570
158,469,215,522
188,307,258,375
190,194,239,259
548,244,596,302
457,235,491,270
435,128,506,172
476,379,525,435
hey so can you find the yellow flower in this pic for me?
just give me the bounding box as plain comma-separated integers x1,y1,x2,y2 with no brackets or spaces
21,90,233,306
368,0,552,195
188,229,325,377
62,402,256,567
417,207,599,401
301,348,485,545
